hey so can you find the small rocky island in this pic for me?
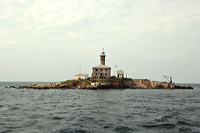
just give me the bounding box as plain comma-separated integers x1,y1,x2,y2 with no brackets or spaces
17,78,193,90
15,49,193,90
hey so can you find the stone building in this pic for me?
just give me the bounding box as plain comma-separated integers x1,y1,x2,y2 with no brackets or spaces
91,49,111,80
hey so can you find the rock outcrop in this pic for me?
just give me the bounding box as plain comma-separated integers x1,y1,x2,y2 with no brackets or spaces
132,79,193,89
16,78,193,90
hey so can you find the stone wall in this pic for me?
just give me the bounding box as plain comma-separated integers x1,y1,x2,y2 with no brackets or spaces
132,79,176,89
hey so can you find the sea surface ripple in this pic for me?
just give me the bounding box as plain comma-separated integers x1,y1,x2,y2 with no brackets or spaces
0,82,200,133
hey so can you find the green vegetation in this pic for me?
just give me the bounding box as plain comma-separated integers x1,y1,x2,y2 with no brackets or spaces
60,79,96,85
60,77,122,86
60,80,81,85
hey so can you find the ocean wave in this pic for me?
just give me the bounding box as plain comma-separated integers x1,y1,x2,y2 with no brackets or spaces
113,126,135,132
55,128,90,133
141,123,176,129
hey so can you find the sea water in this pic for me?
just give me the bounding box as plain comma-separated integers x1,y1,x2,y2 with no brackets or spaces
0,82,200,133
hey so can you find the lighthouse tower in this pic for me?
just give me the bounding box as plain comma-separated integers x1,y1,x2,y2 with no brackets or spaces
91,49,111,80
100,48,106,65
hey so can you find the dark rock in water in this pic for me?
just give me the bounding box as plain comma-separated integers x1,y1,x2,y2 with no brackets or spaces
9,86,16,88
174,85,193,89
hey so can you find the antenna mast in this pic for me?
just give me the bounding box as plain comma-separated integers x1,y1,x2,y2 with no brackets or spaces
79,63,81,74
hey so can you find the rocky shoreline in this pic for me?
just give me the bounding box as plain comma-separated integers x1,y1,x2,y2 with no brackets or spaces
12,78,193,90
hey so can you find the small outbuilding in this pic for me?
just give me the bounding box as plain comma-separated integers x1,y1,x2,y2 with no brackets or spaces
74,74,89,80
117,70,124,78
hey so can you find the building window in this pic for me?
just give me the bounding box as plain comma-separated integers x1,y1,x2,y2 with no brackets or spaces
96,73,97,75
106,73,107,75
106,69,107,71
101,69,102,71
96,69,98,71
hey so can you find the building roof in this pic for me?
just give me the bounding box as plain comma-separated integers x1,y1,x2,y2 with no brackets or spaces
117,69,124,74
92,65,111,69
74,74,89,76
117,69,124,72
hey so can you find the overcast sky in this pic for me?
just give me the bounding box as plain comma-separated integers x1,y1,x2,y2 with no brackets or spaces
0,0,200,83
